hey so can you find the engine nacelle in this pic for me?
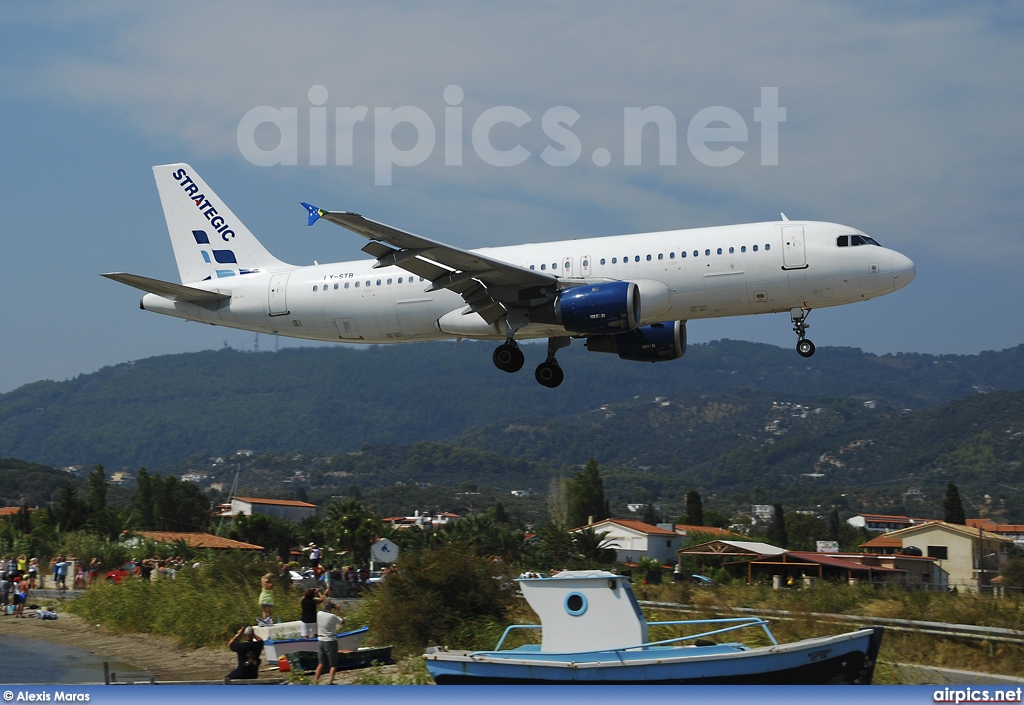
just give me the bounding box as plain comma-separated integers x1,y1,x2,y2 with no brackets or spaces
585,320,686,362
556,281,640,334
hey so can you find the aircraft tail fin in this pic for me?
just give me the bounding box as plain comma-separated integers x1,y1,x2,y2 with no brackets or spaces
152,163,289,284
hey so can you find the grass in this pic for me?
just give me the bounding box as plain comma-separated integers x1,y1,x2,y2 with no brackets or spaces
634,581,1024,680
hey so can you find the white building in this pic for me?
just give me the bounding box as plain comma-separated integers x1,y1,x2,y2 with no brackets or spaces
226,496,318,522
571,518,684,565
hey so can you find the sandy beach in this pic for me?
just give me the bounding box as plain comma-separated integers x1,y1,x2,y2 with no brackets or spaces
0,609,403,685
0,611,237,682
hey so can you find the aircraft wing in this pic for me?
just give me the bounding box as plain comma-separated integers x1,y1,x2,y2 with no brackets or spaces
102,273,231,303
304,205,558,324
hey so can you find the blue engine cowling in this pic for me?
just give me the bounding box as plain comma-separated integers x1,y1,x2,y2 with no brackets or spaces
584,320,686,362
556,281,640,334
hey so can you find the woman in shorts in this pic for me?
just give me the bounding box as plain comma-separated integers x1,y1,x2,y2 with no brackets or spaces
300,587,323,638
258,573,275,625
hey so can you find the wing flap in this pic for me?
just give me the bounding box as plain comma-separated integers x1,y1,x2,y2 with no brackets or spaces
102,273,231,303
315,210,557,290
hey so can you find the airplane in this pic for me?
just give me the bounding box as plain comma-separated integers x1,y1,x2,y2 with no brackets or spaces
104,163,916,388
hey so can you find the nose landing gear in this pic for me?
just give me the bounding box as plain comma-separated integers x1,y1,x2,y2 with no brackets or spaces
791,308,815,358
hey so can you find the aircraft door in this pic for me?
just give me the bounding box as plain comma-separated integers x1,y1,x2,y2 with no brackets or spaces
581,255,591,277
268,273,290,316
781,226,807,269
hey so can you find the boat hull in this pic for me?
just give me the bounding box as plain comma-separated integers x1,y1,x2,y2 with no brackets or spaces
262,624,368,662
425,627,883,685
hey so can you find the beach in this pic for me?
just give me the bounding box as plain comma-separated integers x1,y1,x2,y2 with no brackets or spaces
0,612,236,682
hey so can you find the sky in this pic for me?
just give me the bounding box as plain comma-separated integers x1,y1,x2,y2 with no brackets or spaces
1,2,1022,394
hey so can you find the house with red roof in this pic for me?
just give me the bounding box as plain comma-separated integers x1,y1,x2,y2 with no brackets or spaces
224,496,318,522
571,518,684,565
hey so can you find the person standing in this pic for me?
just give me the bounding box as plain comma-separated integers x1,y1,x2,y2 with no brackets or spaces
312,600,345,685
27,558,38,590
54,556,69,591
300,587,323,640
226,626,264,680
258,573,275,626
13,578,27,618
307,543,322,569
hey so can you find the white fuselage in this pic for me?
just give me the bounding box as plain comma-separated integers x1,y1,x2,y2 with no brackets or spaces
141,220,915,343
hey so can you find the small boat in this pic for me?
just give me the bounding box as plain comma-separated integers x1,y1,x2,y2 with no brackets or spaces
423,570,883,685
283,645,394,673
254,622,368,662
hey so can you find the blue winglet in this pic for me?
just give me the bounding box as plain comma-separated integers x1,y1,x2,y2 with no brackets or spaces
300,202,322,227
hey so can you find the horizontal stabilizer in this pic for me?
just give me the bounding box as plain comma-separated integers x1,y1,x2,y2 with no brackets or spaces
102,273,231,303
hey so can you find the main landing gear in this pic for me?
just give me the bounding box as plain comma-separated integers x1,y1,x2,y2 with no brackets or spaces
492,340,525,373
491,337,570,387
535,336,570,388
791,307,815,358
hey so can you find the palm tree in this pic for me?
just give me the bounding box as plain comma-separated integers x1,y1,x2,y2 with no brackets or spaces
322,499,383,567
571,526,618,564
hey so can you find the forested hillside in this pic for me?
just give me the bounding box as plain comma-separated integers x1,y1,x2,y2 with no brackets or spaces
2,340,1023,471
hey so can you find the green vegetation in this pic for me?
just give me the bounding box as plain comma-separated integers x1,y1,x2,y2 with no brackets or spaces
69,552,281,648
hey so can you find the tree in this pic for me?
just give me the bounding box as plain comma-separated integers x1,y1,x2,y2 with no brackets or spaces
571,527,617,565
943,482,966,525
766,503,788,548
52,482,87,532
565,460,609,529
86,465,107,515
230,513,298,562
683,490,704,526
828,508,842,543
323,498,382,566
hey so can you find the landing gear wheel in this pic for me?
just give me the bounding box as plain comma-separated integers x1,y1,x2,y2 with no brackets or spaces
796,339,816,358
535,360,564,388
493,342,525,373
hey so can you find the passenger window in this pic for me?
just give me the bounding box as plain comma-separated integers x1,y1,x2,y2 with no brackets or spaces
365,280,371,286
753,245,758,252
541,264,546,270
765,244,771,250
376,279,381,286
635,255,640,262
354,282,360,288
657,253,663,260
564,261,569,269
552,262,557,269
398,277,403,283
583,259,589,267
611,257,617,264
717,248,722,255
741,246,746,252
387,278,392,284
681,251,687,258
530,265,535,270
600,258,606,265
313,285,318,291
693,250,699,257
669,252,675,259
705,249,710,256
344,282,349,289
334,283,339,289
647,254,652,261
729,247,734,254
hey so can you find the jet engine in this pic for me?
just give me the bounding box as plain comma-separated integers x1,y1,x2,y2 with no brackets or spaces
584,320,686,362
555,281,640,334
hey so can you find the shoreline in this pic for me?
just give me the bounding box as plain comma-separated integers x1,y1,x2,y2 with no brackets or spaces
0,611,237,683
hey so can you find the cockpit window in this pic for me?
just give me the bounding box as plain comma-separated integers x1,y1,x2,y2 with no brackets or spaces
839,234,881,247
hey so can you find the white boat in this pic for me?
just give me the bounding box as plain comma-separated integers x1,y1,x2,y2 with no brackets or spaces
424,570,883,685
253,621,368,662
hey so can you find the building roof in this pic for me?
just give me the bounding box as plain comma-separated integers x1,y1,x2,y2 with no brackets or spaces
967,518,1024,533
0,506,32,517
674,524,737,537
574,518,677,536
868,520,1013,543
678,540,786,557
136,531,263,550
783,552,905,573
232,496,317,509
860,534,903,550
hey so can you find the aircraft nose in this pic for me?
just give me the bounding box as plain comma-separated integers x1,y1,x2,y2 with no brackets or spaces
891,251,916,291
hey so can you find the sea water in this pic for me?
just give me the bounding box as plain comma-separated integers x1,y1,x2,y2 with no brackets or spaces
0,634,151,684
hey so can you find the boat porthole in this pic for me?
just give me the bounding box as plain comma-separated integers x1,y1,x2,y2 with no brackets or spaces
564,592,588,616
